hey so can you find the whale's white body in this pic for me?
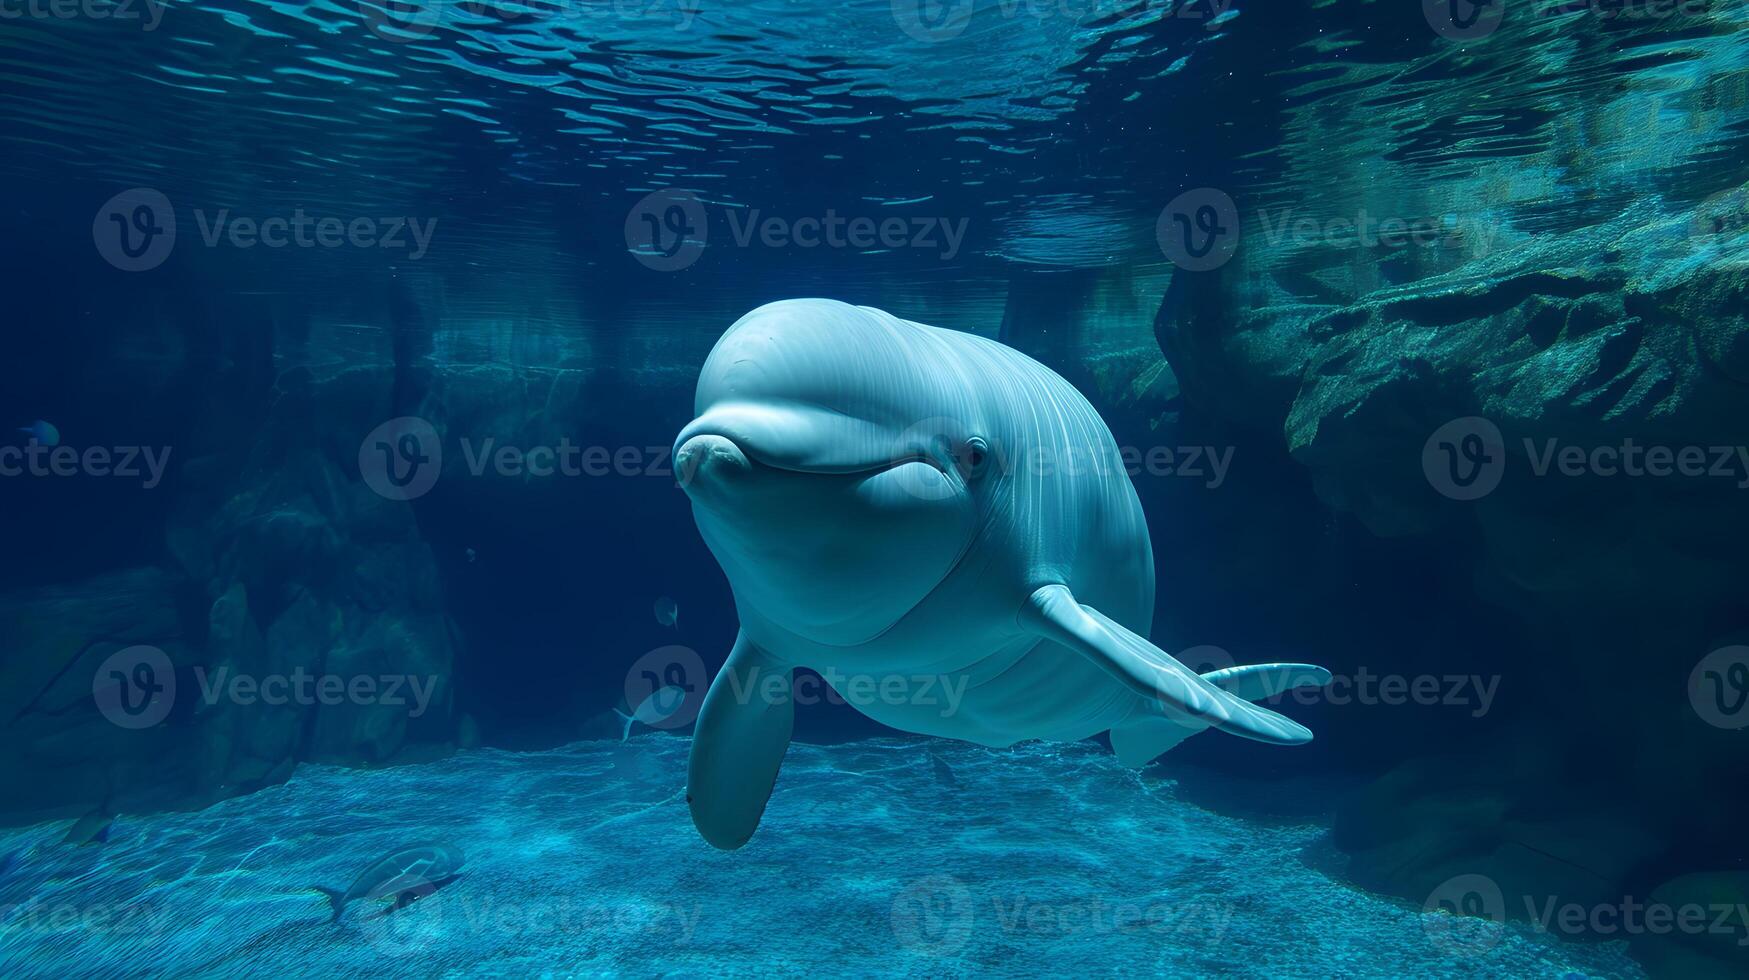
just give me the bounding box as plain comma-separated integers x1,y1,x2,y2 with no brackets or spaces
716,309,1151,748
675,299,1324,849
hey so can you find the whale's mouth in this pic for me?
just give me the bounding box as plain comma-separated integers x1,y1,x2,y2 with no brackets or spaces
675,431,946,500
673,402,936,481
676,417,980,648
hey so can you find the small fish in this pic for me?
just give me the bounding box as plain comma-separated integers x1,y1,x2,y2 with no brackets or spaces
653,596,679,629
17,420,58,446
310,843,466,923
614,685,687,742
62,811,112,847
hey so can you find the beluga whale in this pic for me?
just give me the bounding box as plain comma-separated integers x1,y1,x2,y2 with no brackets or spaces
674,298,1330,850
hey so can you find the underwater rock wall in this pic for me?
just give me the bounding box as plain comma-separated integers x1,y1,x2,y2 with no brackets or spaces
1138,5,1749,967
0,282,463,823
0,256,735,822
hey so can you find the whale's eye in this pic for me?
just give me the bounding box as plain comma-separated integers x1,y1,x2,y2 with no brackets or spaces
962,436,989,477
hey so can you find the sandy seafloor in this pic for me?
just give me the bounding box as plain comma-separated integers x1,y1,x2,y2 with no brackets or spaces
0,736,1642,978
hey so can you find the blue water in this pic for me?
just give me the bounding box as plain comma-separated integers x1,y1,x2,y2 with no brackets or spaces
0,736,1640,977
5,1,1749,977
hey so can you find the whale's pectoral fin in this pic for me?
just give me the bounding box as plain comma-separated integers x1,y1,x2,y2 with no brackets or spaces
1019,585,1315,746
687,630,794,851
1109,664,1333,767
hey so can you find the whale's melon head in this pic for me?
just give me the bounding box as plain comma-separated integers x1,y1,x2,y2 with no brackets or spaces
674,299,993,646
